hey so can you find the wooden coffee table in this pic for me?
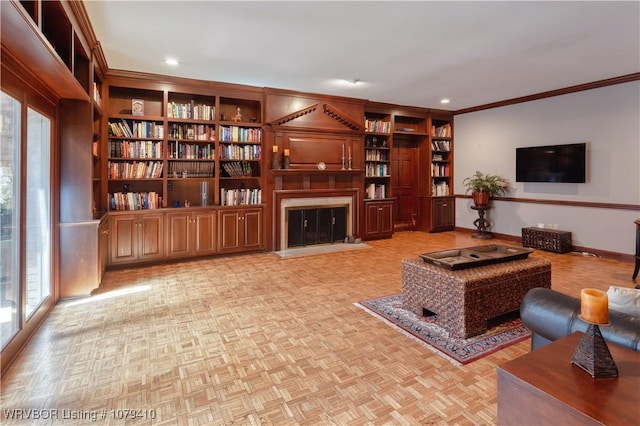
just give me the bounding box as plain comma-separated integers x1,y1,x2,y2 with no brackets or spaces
497,332,639,425
401,256,551,338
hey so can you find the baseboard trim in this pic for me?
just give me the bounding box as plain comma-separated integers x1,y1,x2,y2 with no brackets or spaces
454,227,634,263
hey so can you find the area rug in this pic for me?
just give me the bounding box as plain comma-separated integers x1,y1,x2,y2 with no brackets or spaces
354,293,530,365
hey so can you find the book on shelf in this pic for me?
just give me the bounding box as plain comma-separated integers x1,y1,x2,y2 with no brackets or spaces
219,143,261,160
365,149,388,161
220,188,262,206
431,139,451,151
431,163,450,177
432,182,450,196
108,120,164,139
132,121,164,138
168,123,215,141
168,141,214,159
219,126,262,143
109,191,160,211
109,140,163,159
222,161,253,177
432,124,452,138
92,82,102,107
168,161,215,178
366,183,386,199
167,101,215,120
364,119,390,133
108,161,163,179
365,163,389,177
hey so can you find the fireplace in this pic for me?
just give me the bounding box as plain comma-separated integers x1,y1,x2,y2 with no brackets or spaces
287,207,347,248
278,195,355,251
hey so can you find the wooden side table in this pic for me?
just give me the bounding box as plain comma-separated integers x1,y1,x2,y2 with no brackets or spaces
470,205,492,239
497,332,639,425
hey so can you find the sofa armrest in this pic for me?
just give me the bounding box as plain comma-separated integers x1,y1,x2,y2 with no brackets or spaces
521,287,640,352
521,287,580,348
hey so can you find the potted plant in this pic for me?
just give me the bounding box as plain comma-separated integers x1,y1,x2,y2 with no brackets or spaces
462,171,512,206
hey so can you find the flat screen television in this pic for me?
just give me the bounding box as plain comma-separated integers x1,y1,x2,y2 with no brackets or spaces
516,143,587,183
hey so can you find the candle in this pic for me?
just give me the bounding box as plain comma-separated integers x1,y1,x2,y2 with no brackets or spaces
348,146,351,158
284,149,290,156
580,288,609,324
273,145,278,153
342,144,345,157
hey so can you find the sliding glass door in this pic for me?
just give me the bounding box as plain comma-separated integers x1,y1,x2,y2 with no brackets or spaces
0,93,21,348
0,90,53,350
25,108,51,318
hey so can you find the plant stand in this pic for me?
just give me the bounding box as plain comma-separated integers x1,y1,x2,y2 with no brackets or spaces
471,205,492,239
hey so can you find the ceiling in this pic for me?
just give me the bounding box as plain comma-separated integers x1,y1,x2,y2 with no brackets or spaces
83,1,640,111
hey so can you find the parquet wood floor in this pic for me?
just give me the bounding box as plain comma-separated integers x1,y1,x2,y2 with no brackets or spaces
1,231,635,425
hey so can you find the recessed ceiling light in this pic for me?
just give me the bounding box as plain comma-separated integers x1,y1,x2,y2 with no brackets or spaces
344,78,361,85
165,58,179,66
440,98,450,104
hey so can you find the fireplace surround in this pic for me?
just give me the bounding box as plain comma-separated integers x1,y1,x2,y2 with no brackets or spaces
275,192,358,251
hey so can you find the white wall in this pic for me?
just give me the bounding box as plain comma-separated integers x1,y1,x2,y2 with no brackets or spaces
454,81,640,255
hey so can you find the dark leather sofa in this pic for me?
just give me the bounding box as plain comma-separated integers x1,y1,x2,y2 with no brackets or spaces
520,287,640,352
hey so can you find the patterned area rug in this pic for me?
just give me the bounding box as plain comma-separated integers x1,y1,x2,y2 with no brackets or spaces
354,293,530,365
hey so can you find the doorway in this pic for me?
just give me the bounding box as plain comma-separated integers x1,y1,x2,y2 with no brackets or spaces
391,137,418,231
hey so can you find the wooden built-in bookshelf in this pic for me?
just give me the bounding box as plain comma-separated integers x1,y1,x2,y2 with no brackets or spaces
104,84,264,211
426,113,455,232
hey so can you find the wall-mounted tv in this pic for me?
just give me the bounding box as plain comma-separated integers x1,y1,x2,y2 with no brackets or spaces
516,143,587,183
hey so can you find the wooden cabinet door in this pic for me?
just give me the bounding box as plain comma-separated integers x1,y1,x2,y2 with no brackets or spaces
193,211,217,255
109,214,137,264
365,202,382,237
379,201,394,234
166,212,191,258
432,197,455,232
242,208,262,250
365,201,394,239
218,209,241,253
138,213,165,261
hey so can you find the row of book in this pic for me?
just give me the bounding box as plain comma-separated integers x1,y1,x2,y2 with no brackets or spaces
109,140,163,159
92,82,102,107
219,144,261,160
108,119,164,138
221,161,253,177
168,142,215,160
365,119,391,133
220,188,262,206
365,149,389,161
366,183,386,199
431,163,451,177
432,139,451,152
109,191,161,210
365,163,389,177
108,161,163,179
219,126,262,143
168,161,215,178
167,101,216,120
432,124,452,138
432,182,450,196
168,123,215,141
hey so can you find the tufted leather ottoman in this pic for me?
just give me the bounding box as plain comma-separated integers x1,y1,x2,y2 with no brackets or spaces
401,256,551,338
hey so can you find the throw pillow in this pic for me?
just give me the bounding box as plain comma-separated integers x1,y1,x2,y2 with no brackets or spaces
607,286,640,317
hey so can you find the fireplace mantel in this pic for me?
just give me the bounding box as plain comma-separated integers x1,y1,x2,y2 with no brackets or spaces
271,169,362,177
